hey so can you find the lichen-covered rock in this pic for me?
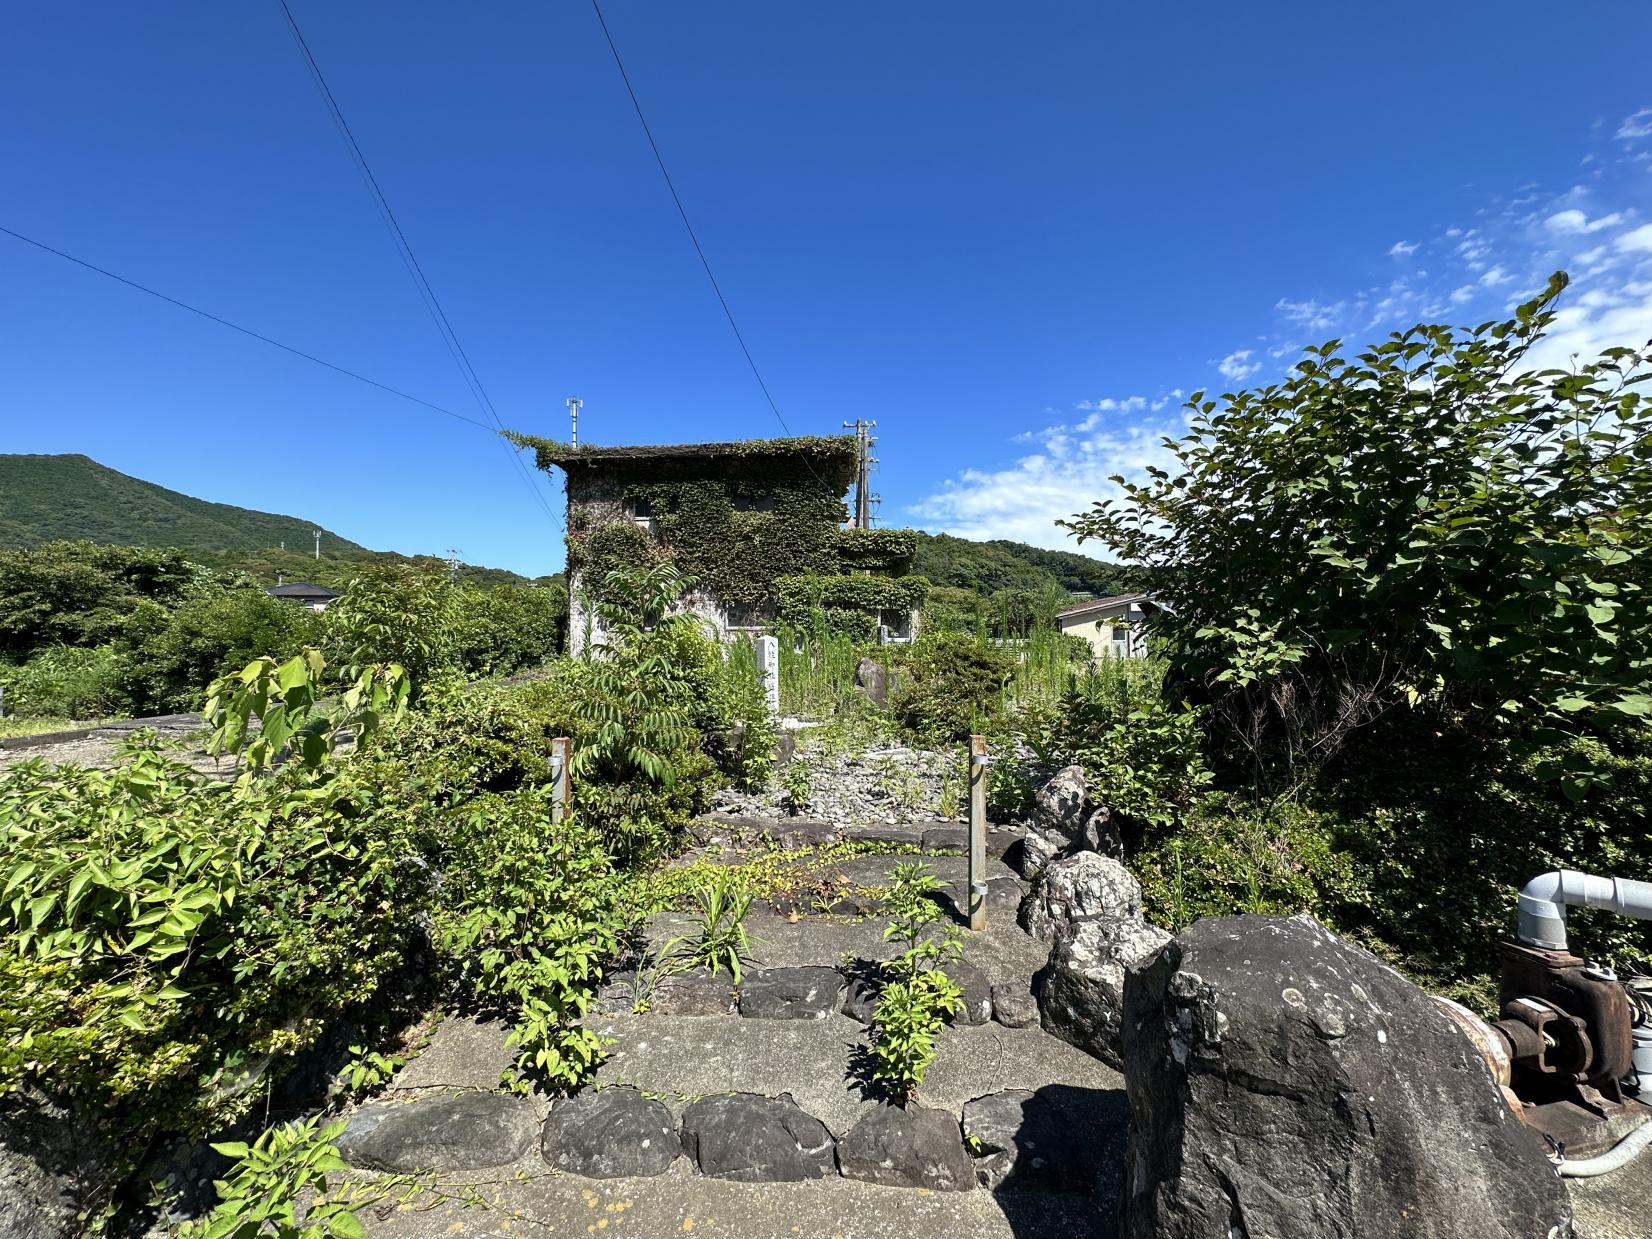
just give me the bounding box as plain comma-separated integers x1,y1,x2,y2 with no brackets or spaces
738,966,844,1020
541,1087,678,1178
1035,916,1172,1069
679,1093,835,1182
1027,764,1121,857
1010,826,1064,880
1019,851,1143,943
338,1093,539,1172
837,1104,974,1191
1120,914,1574,1239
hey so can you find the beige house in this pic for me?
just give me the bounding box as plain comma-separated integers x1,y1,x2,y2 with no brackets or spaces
1057,592,1157,658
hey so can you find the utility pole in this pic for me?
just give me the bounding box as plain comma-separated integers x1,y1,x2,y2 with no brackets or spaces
445,547,463,581
312,530,321,561
567,396,582,449
841,418,878,528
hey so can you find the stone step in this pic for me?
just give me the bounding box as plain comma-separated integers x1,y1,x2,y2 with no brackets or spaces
696,813,1024,859
354,1155,1113,1237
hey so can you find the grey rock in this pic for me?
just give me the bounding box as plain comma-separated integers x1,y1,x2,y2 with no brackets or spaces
738,967,844,1020
921,825,967,854
962,1089,1093,1191
990,983,1039,1029
338,1093,539,1172
1036,915,1171,1069
840,968,881,1024
597,969,639,1011
1027,765,1122,859
679,1093,835,1182
1009,827,1063,880
837,1104,975,1192
855,657,890,707
649,970,738,1016
0,1085,116,1239
1019,851,1142,943
942,959,993,1025
1121,914,1574,1239
844,826,925,849
1030,918,1176,1070
541,1087,678,1178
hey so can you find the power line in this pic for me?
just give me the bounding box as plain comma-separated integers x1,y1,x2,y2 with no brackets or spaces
0,222,493,431
589,0,854,516
275,0,562,531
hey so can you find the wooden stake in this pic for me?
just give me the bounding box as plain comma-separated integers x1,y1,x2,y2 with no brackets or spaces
551,736,572,823
968,734,988,931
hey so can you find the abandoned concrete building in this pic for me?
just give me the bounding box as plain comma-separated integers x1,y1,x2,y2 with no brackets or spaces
519,435,929,655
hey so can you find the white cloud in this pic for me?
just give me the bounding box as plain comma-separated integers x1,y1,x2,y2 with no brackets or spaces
1617,222,1652,253
907,415,1184,550
1388,240,1418,257
1546,208,1625,234
1449,285,1477,304
1479,265,1514,287
1274,297,1342,331
1216,349,1261,381
1618,108,1652,141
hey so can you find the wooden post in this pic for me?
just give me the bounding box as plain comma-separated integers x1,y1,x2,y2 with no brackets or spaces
967,734,988,931
551,736,572,823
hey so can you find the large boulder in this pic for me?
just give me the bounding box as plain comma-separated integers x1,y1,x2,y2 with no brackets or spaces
1020,851,1143,943
1035,915,1172,1069
1029,765,1121,857
1120,914,1574,1239
541,1087,678,1178
338,1093,539,1172
0,1086,116,1239
679,1093,836,1182
837,1104,975,1191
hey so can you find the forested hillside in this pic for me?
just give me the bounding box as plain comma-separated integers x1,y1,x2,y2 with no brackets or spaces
911,531,1129,596
0,453,366,553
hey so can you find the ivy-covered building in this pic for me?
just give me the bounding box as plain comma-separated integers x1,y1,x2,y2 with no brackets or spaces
514,434,928,655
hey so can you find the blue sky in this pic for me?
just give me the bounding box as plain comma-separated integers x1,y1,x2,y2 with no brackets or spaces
4,3,1651,575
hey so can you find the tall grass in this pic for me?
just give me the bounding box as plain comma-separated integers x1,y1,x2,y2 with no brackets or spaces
776,617,866,719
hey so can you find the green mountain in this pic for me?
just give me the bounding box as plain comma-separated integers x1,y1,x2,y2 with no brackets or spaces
0,453,551,588
911,531,1129,597
0,453,365,554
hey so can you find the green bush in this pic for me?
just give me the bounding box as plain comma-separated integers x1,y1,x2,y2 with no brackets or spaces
118,587,323,714
1018,661,1210,831
431,787,619,1089
0,643,130,718
0,744,426,1148
0,542,202,661
454,581,567,676
892,631,1014,741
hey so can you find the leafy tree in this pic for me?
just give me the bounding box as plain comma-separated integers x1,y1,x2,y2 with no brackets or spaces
1064,274,1651,793
0,542,202,660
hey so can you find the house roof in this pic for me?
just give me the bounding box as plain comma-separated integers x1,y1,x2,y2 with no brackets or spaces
1057,591,1153,621
266,582,341,599
508,433,860,490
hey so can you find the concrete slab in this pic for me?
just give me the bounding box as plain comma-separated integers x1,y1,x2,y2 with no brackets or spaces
390,1016,517,1094
353,1157,1112,1238
1568,1139,1652,1239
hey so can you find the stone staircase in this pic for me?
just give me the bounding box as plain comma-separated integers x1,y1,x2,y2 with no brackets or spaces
344,817,1127,1238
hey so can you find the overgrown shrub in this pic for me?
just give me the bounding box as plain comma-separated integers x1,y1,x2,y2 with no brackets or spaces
431,787,619,1089
118,586,323,714
0,744,427,1151
0,643,129,718
1018,660,1211,831
0,542,202,661
892,631,1014,741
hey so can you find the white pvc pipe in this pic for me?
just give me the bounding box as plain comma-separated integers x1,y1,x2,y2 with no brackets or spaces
1555,1120,1652,1178
1516,870,1652,951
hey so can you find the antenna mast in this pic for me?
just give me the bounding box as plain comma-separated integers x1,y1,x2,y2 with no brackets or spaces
566,396,582,449
841,419,878,528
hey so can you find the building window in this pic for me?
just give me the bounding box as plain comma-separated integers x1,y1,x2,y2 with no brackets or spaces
731,495,776,513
